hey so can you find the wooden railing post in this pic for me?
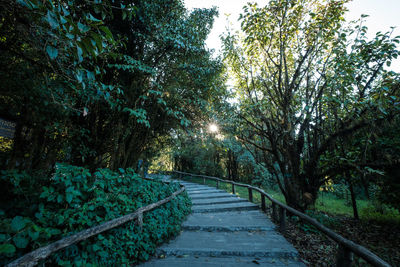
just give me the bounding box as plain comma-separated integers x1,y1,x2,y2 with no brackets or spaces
137,212,143,232
336,245,353,267
248,187,253,202
232,183,235,194
279,207,286,232
216,180,219,189
272,202,278,221
261,194,266,212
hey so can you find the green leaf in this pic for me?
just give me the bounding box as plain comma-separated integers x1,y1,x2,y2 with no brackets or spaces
13,235,29,249
118,168,125,174
100,26,113,40
29,230,40,241
48,228,61,236
91,33,104,52
60,16,67,24
76,70,83,83
46,10,59,29
78,22,90,33
0,234,6,242
87,13,102,23
0,244,16,254
66,193,73,203
11,216,27,232
77,45,83,62
92,244,101,252
86,70,95,80
46,45,58,60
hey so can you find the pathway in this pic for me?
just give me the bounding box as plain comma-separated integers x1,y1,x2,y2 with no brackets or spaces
140,179,306,266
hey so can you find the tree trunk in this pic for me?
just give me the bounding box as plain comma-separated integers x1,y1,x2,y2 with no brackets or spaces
283,173,319,212
346,172,359,220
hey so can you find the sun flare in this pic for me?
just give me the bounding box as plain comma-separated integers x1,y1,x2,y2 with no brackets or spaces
209,123,219,133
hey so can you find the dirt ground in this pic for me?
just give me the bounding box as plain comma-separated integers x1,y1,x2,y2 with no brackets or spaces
265,208,400,266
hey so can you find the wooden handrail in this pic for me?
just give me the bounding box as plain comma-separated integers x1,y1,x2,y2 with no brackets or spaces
172,170,391,267
7,178,185,267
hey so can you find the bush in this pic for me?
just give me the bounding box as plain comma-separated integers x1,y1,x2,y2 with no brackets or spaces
360,204,400,224
297,210,340,233
0,164,191,265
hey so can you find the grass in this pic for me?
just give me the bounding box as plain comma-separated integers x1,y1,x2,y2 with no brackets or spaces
315,192,369,217
315,192,400,222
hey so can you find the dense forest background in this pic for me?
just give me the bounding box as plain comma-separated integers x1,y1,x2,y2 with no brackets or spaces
1,0,399,265
171,0,400,215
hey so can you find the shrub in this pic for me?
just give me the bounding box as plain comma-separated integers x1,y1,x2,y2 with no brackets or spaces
297,210,340,233
0,164,191,265
360,204,400,224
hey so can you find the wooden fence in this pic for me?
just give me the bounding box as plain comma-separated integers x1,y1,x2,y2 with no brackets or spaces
172,170,391,267
6,177,185,267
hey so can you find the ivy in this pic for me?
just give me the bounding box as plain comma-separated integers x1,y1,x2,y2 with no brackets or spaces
0,165,191,265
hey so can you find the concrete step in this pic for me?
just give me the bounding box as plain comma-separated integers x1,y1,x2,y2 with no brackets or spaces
157,231,299,258
183,185,209,189
192,202,259,213
188,190,225,195
192,197,248,206
140,256,306,266
190,192,237,200
183,211,276,232
138,178,305,267
180,183,199,187
186,188,222,192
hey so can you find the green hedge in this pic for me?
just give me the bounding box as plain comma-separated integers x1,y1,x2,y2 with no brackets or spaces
0,164,191,265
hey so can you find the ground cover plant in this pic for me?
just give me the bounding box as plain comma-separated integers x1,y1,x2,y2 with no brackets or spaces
0,164,191,266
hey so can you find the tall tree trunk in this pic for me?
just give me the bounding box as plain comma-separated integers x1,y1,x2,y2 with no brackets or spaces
361,174,370,200
346,171,359,220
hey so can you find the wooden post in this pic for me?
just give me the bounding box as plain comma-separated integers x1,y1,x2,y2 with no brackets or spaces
272,202,278,221
261,194,266,212
248,187,253,202
216,180,219,189
279,207,286,232
203,177,205,184
336,245,353,267
137,212,143,232
232,183,235,194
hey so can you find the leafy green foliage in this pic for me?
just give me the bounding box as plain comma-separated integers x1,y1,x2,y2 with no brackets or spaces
222,0,400,211
0,0,223,172
0,164,191,265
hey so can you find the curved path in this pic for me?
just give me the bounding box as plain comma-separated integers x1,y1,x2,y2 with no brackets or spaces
140,179,306,266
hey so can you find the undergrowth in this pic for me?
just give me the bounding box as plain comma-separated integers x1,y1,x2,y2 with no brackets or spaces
0,164,191,266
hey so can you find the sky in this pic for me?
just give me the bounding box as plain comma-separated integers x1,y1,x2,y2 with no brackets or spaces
184,0,400,71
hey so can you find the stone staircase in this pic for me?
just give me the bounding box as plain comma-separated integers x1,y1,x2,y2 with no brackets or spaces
140,180,306,266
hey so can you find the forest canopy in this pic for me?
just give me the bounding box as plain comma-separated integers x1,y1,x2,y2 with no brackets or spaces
173,0,400,214
0,0,224,172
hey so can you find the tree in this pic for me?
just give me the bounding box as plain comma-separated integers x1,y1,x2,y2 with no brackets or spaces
223,0,400,210
0,0,223,172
